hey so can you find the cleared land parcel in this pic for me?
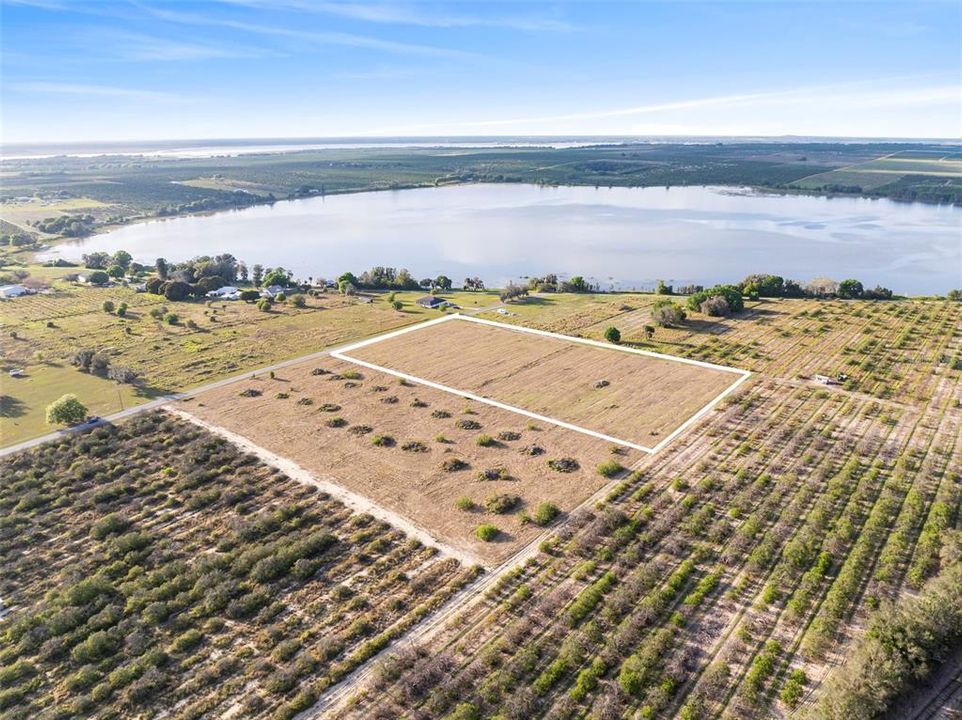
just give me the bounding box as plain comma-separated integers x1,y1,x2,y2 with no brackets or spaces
339,315,747,452
183,356,647,564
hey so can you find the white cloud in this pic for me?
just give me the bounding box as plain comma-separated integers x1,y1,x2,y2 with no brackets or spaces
368,78,961,138
10,82,182,102
212,0,572,31
110,33,271,62
141,4,485,61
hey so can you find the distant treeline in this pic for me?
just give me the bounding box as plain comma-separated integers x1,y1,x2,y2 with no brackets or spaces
78,249,960,305
655,273,896,301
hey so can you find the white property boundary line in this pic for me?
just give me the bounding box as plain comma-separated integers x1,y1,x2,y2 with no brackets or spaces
331,313,751,455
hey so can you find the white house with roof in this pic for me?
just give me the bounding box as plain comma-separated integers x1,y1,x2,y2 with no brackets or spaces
260,285,287,299
207,285,242,300
0,284,31,299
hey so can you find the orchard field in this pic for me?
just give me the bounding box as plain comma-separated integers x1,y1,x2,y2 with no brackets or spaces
329,294,962,720
0,412,478,719
1,292,960,720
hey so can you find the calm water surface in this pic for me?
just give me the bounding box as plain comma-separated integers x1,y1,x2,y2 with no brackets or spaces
50,184,961,294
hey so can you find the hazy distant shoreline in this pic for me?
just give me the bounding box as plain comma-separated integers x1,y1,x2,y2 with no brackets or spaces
5,135,961,161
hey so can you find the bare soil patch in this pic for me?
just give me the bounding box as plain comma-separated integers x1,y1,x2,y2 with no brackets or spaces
345,316,740,447
185,357,643,564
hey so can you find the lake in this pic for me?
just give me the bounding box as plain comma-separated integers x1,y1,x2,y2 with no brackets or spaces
48,184,962,294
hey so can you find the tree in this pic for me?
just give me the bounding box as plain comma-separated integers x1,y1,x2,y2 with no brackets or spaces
46,394,87,426
700,295,731,317
741,274,784,297
162,281,191,301
155,257,168,280
392,300,403,311
107,264,124,279
194,276,225,294
838,279,864,299
145,277,164,294
947,289,962,301
112,250,132,270
420,278,433,290
239,289,260,302
261,267,292,287
290,294,307,308
337,271,358,287
87,270,109,286
82,252,111,269
102,300,115,313
863,285,893,300
257,299,272,311
652,300,687,327
237,262,249,282
805,277,838,298
643,325,655,340
252,264,264,286
561,276,591,293
434,275,452,291
656,280,673,295
604,326,621,344
107,365,137,384
117,302,127,317
687,284,743,313
499,282,528,303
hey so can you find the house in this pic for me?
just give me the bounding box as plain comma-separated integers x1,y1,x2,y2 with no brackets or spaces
0,284,31,299
260,285,287,299
207,285,241,300
416,295,444,309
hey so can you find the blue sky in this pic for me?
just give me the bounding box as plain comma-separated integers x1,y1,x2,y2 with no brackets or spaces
1,0,959,143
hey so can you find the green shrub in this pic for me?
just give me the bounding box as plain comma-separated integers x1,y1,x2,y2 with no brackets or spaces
455,497,475,511
547,457,579,473
475,524,499,541
441,458,468,472
780,669,807,708
533,502,560,526
485,494,520,514
597,460,624,478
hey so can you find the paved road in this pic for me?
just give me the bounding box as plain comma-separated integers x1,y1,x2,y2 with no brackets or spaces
0,302,505,459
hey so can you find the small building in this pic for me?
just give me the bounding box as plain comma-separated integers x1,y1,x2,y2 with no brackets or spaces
416,295,444,309
207,285,241,300
260,285,287,299
0,284,31,299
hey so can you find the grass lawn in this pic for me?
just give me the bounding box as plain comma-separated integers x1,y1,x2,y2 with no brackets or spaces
0,276,501,446
0,363,147,443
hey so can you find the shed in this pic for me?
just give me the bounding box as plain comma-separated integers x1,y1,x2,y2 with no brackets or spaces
416,295,444,309
0,284,30,298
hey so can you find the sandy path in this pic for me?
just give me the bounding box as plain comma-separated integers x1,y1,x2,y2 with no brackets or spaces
167,408,483,567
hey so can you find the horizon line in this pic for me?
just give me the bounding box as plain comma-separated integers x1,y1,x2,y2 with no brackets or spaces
5,132,962,148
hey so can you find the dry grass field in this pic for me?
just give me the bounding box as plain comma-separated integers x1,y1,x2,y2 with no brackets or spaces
344,317,745,450
0,280,500,446
183,355,645,564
